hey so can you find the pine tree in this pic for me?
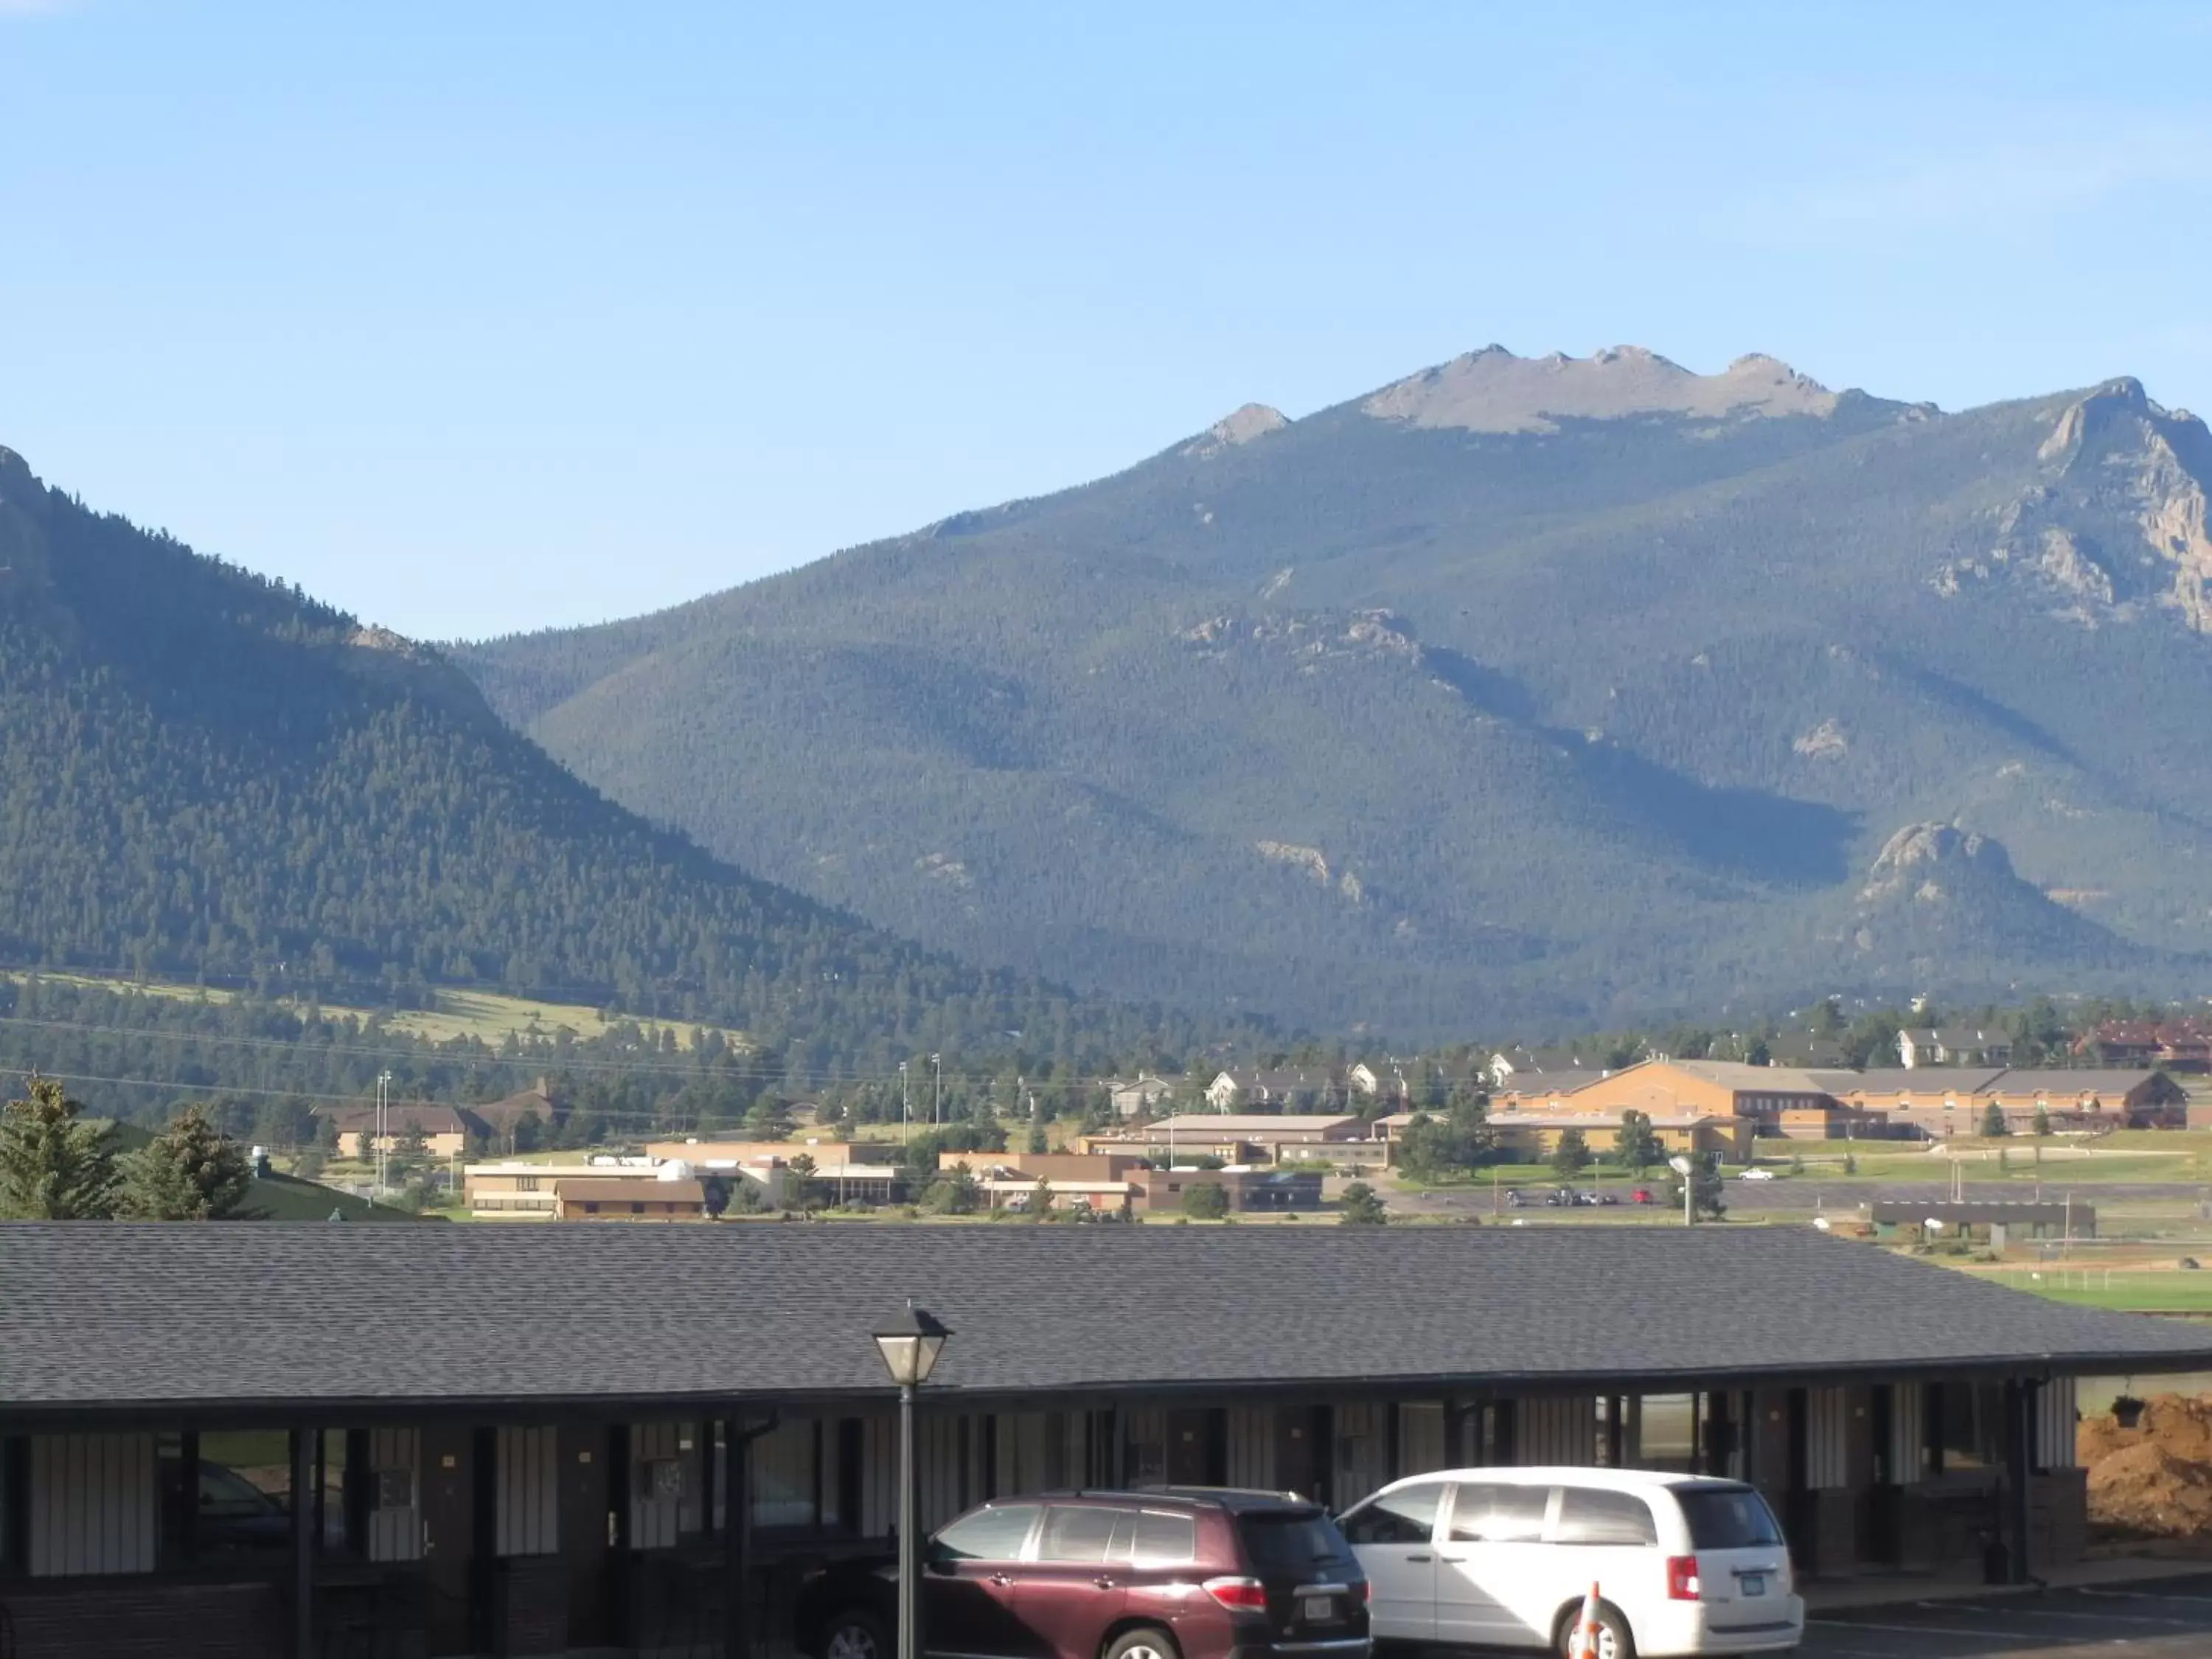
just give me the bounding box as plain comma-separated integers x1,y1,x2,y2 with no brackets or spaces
1339,1181,1388,1225
116,1105,262,1220
0,1078,119,1219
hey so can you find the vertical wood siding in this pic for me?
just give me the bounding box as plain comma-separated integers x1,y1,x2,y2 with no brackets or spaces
1225,1406,1276,1489
630,1422,690,1551
862,1413,897,1538
1518,1397,1597,1465
1806,1388,1850,1489
496,1426,560,1557
2038,1378,2079,1470
369,1427,423,1562
29,1433,156,1577
1397,1403,1447,1476
1333,1402,1391,1505
1888,1383,1927,1484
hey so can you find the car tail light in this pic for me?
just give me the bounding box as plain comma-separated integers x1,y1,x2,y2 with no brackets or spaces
1666,1557,1701,1601
1203,1576,1269,1611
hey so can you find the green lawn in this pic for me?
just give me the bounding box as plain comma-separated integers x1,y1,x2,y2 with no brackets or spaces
1975,1266,2212,1312
250,1169,431,1222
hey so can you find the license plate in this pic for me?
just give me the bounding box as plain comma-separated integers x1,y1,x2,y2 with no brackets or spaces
1739,1573,1765,1597
1302,1596,1334,1622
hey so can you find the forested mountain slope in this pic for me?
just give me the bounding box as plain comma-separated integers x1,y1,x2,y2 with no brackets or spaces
458,349,2212,1032
0,448,1232,1068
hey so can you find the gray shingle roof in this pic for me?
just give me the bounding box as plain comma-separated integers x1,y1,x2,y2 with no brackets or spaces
2,1223,2205,1420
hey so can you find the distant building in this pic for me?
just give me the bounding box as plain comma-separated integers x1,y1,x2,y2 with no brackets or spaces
1105,1074,1177,1117
321,1102,470,1161
1127,1166,1324,1214
552,1176,709,1222
1897,1026,2013,1069
1204,1068,1340,1112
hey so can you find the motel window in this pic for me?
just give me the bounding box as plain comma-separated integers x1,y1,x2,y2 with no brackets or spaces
584,1202,600,1214
631,1202,646,1214
1638,1394,1698,1472
158,1430,295,1566
517,1176,539,1192
1929,1382,2005,1473
1,1437,21,1576
750,1418,845,1534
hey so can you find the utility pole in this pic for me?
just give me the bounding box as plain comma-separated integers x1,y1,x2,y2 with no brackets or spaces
931,1053,942,1127
900,1062,910,1138
375,1071,392,1198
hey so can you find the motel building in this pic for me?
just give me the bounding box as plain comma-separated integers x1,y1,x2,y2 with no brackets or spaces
2,1223,2208,1658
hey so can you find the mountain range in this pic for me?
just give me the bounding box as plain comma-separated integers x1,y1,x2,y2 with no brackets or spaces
0,447,1228,1069
457,346,2212,1034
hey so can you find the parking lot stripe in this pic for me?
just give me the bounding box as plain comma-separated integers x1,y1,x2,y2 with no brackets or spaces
2079,1587,2212,1604
1932,1604,2202,1627
1809,1618,2020,1642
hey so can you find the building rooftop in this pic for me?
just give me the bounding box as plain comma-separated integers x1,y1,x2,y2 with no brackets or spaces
554,1178,706,1203
1141,1114,1361,1134
3,1224,2206,1419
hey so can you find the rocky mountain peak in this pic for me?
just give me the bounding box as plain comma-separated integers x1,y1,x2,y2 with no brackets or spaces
1953,375,2212,630
1360,344,1843,434
1182,402,1290,458
1865,822,2012,884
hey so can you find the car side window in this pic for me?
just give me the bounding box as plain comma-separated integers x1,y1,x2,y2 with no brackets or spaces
1447,1484,1550,1544
1340,1481,1444,1546
1551,1488,1658,1548
1038,1505,1124,1565
1127,1510,1197,1565
933,1504,1043,1562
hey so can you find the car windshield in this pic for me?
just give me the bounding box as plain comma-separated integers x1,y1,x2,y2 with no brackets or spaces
1239,1510,1351,1577
1678,1486,1784,1549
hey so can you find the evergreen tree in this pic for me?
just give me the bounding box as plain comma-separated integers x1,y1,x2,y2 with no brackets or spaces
1548,1128,1592,1182
1613,1110,1662,1175
1339,1180,1388,1225
0,1078,119,1219
1183,1181,1230,1220
116,1105,262,1220
1980,1102,2010,1138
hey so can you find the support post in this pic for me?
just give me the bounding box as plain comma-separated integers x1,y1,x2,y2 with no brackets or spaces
898,1385,920,1659
291,1425,315,1659
2006,1380,2037,1585
723,1416,753,1659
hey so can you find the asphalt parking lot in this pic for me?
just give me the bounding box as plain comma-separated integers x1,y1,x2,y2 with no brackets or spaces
1801,1575,2212,1658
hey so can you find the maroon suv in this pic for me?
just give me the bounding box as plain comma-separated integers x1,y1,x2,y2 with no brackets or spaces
796,1488,1371,1659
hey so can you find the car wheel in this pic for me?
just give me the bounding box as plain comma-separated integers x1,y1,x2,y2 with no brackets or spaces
821,1607,892,1659
1554,1599,1635,1659
1104,1625,1183,1659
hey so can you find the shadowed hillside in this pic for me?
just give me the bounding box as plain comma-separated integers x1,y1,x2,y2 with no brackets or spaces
456,349,2212,1032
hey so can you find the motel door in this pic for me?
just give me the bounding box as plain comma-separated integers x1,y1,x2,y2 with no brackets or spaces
418,1424,478,1657
560,1423,616,1645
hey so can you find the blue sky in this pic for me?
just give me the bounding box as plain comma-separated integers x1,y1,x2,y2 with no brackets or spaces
4,2,2211,640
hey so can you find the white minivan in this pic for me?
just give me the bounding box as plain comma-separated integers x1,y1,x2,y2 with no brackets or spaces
1337,1468,1801,1658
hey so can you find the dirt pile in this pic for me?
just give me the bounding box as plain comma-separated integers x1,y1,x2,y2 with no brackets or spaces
2081,1394,2212,1536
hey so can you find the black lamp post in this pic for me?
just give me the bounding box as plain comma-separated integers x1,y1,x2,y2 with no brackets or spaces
874,1299,953,1659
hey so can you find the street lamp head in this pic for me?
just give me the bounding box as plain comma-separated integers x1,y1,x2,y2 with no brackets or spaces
873,1298,953,1388
1668,1155,1694,1176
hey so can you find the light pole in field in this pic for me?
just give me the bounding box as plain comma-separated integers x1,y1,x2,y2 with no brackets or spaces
931,1053,942,1127
874,1301,953,1659
375,1071,392,1197
900,1061,910,1138
1669,1154,1694,1226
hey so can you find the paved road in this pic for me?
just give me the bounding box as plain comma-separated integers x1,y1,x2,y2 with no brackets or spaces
1397,1181,2212,1219
1800,1576,2212,1658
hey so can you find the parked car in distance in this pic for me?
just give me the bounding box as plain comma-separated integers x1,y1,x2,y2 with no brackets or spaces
1736,1169,1776,1182
1337,1467,1801,1658
1630,1189,1655,1206
796,1488,1371,1659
